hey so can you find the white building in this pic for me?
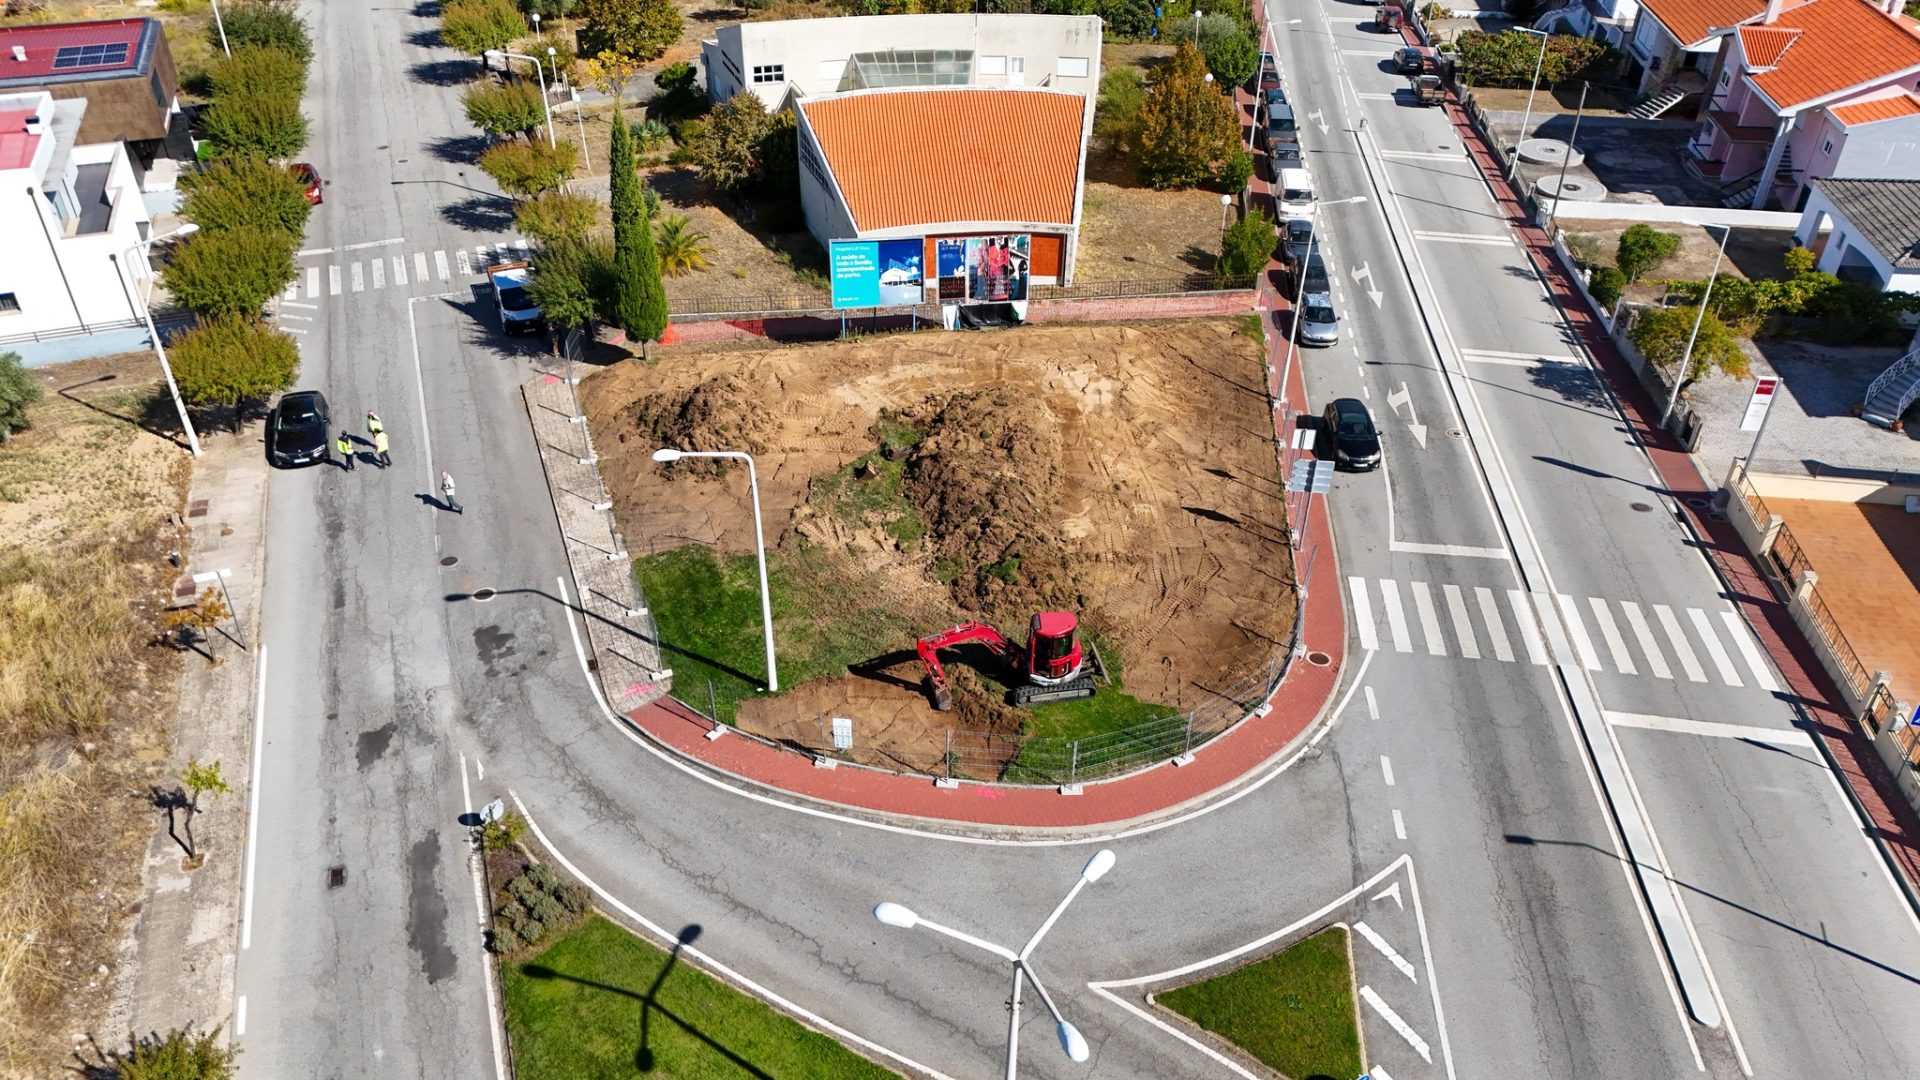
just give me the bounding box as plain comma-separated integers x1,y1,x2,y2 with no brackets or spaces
0,89,156,359
1795,177,1920,294
701,13,1103,109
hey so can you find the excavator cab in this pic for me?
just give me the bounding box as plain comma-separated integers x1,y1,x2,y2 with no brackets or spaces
1027,611,1085,683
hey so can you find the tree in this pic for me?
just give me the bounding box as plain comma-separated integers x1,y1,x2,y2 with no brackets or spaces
527,237,614,336
1135,43,1239,189
609,108,640,225
520,0,579,16
578,0,683,61
579,50,642,101
176,758,232,863
1628,303,1747,382
160,586,234,658
440,0,527,56
1097,0,1157,39
1094,66,1145,156
207,45,308,101
654,213,712,276
685,93,773,197
1215,206,1273,283
609,111,669,353
1219,148,1253,193
1455,29,1609,87
179,157,312,237
1202,29,1259,88
89,1025,237,1080
162,230,297,320
531,31,577,72
201,93,309,160
1588,266,1626,311
1616,223,1680,283
216,1,312,65
167,317,301,430
0,350,41,443
478,139,579,197
515,191,600,244
462,79,547,142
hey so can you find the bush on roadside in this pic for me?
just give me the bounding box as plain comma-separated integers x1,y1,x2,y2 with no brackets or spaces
514,191,600,244
0,351,41,442
214,1,312,65
1628,302,1747,381
1587,266,1625,311
1094,66,1146,157
579,0,682,62
167,316,302,430
519,0,578,15
462,78,547,142
479,139,579,196
207,44,308,101
1615,223,1679,283
1202,28,1259,88
1455,29,1609,87
201,92,308,159
529,235,617,330
1562,231,1603,266
489,861,590,954
179,157,313,237
85,1025,237,1080
162,229,298,320
1215,207,1273,284
1219,149,1253,194
440,0,527,56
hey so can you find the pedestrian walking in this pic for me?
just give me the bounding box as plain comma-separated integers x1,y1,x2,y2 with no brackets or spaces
440,470,462,514
366,411,384,437
373,429,391,468
336,430,354,471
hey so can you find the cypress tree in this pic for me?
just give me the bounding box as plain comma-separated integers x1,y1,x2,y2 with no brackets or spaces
609,111,668,355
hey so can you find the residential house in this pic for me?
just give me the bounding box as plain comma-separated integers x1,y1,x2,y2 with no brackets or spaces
1536,0,1645,61
701,14,1102,111
1621,0,1763,104
1684,0,1920,210
1794,176,1920,292
0,18,182,189
0,89,158,355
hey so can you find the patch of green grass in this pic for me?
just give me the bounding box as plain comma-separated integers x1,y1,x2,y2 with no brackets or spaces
1158,926,1362,1080
636,544,913,725
1237,312,1266,340
504,913,901,1080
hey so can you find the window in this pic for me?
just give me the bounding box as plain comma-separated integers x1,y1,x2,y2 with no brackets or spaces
1821,137,1833,155
847,49,973,87
978,54,1007,75
0,292,18,315
751,64,785,84
819,59,846,84
1057,56,1090,78
150,70,168,109
52,42,129,70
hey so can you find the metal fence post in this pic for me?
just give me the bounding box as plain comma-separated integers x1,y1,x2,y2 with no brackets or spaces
1183,714,1195,756
945,728,953,780
1069,740,1079,786
706,678,717,723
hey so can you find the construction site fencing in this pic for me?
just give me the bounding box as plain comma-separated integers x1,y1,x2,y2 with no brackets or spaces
663,275,1258,320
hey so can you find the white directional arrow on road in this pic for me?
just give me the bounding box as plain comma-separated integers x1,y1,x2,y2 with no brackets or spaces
1385,382,1428,448
1371,881,1405,910
1350,263,1384,308
1308,108,1330,136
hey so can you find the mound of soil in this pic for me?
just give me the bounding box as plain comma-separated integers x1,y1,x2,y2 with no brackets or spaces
611,373,774,478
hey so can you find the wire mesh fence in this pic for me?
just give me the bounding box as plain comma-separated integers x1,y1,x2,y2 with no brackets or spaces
662,275,1258,319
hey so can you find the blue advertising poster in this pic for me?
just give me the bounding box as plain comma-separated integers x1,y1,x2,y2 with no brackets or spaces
830,241,880,309
875,239,925,308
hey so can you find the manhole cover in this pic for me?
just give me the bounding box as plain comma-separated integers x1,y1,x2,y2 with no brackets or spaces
1447,428,1465,439
1630,502,1654,512
440,556,459,567
472,587,496,602
1306,651,1333,667
1684,497,1708,508
328,866,346,889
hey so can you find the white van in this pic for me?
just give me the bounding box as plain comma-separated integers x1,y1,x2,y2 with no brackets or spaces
1277,167,1315,219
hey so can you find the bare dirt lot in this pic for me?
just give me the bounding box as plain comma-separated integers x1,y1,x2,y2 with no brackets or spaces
584,320,1296,769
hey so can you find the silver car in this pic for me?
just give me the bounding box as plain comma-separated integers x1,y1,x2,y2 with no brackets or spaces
1298,292,1340,346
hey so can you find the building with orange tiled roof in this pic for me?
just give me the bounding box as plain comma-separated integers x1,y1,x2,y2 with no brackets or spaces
1683,0,1920,210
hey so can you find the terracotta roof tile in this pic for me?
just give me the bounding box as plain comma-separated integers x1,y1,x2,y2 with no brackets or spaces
1830,92,1920,124
1639,0,1766,47
1747,0,1920,110
1737,25,1801,66
802,89,1085,232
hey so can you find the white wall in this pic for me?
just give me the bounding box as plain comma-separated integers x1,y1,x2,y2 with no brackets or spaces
710,14,1102,109
0,140,153,341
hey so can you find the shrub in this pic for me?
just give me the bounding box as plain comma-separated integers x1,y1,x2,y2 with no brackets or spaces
440,0,527,55
1628,303,1746,381
462,79,547,142
515,191,600,244
683,93,772,197
93,1025,237,1080
1455,29,1609,87
0,351,40,442
216,1,312,65
1781,244,1816,276
520,0,578,14
1135,42,1239,189
1215,207,1274,283
1563,231,1603,266
179,156,313,237
1094,66,1145,155
1615,223,1680,282
480,810,527,852
1219,149,1253,193
578,0,682,61
634,118,672,152
207,44,308,101
1202,28,1259,88
531,32,577,72
1587,266,1625,311
479,139,579,196
654,213,712,276
167,316,301,429
162,229,298,319
201,92,308,159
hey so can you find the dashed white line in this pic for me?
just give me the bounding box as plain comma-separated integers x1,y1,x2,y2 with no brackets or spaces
1365,685,1379,720
1392,807,1406,839
236,995,247,1037
1355,920,1419,982
1361,985,1433,1062
240,648,268,951
1380,755,1395,787
1721,611,1781,692
1689,607,1742,686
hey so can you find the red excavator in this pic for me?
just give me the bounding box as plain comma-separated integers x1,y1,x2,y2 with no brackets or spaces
915,611,1104,711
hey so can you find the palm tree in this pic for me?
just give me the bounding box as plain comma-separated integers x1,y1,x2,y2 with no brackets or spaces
654,213,712,277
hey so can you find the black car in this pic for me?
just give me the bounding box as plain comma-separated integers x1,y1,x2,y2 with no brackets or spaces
1263,102,1298,149
1322,398,1381,471
1263,86,1288,110
1279,218,1316,265
1393,46,1429,75
268,390,332,468
1292,248,1329,295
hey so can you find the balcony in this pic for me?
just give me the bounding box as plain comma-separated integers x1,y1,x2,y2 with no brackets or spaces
1705,107,1777,144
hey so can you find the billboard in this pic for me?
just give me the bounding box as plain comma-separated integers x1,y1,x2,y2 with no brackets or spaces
935,234,1031,304
830,238,926,309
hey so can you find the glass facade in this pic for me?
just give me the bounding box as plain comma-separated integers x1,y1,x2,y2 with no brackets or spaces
847,49,973,89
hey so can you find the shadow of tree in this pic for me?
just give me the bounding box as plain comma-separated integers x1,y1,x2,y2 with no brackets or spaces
441,195,516,233
1528,360,1611,410
411,0,443,17
426,133,493,163
410,58,476,87
405,27,444,49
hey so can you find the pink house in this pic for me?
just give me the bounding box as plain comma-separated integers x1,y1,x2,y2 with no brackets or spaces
1685,0,1920,209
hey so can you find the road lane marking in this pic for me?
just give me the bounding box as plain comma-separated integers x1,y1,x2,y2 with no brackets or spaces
1720,611,1781,692
1410,581,1446,656
1621,601,1672,679
1365,686,1379,719
1530,591,1574,666
371,258,386,289
436,249,451,279
342,235,404,251
1475,586,1514,661
416,251,431,280
1654,604,1707,682
456,249,473,276
1458,349,1584,367
392,255,409,286
350,262,365,292
1355,921,1418,982
1379,149,1464,160
282,300,316,310
1392,807,1406,839
279,313,312,322
462,754,512,1080
1380,756,1395,786
1358,91,1399,100
281,282,296,301
1349,576,1379,652
328,265,342,295
304,266,320,297
241,647,268,951
295,245,334,256
1555,594,1603,671
1380,579,1412,653
1442,584,1478,659
236,995,246,1036
1388,541,1509,559
1604,711,1814,748
1507,588,1549,664
1361,985,1433,1062
1688,608,1742,686
1413,230,1512,246
1589,597,1636,675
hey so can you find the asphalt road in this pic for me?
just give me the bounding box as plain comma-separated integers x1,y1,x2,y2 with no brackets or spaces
226,0,1920,1077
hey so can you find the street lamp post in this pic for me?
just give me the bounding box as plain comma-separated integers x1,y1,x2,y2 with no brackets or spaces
560,51,591,173
484,49,558,149
652,448,779,692
115,223,203,457
1660,221,1732,427
874,849,1116,1077
1511,27,1549,176
210,0,231,57
1544,80,1589,232
1193,8,1203,46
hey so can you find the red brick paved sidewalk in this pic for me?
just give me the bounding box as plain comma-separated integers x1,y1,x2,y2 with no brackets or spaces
1428,72,1920,900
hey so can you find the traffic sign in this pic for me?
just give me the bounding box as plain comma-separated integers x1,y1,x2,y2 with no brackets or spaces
831,716,853,750
1288,459,1332,493
1739,377,1778,432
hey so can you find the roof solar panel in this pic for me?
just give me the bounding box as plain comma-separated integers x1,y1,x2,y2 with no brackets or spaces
51,42,130,70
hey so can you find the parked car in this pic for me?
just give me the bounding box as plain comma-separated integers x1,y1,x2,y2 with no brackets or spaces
1259,52,1280,90
1292,248,1330,296
486,260,544,335
290,163,322,205
1393,46,1430,75
1279,218,1316,265
267,390,331,468
1298,292,1341,346
1322,397,1381,470
1270,141,1304,166
1263,85,1288,111
1263,102,1298,150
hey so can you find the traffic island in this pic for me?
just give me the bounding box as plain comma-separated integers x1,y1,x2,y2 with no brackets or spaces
1156,926,1365,1080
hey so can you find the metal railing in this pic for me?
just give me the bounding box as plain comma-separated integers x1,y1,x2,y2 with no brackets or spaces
663,275,1258,320
1862,341,1920,427
1800,583,1871,701
1766,524,1810,590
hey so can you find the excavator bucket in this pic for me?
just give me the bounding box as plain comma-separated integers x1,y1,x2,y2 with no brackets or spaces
930,679,954,712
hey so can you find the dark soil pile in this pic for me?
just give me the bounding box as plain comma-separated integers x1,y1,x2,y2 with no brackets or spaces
901,388,1087,618
613,373,774,479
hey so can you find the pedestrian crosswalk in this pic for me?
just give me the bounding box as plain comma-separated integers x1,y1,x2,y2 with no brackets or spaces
279,237,532,304
1346,576,1782,691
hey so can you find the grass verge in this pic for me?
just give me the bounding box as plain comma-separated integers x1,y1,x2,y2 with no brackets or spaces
1157,926,1363,1080
503,912,900,1079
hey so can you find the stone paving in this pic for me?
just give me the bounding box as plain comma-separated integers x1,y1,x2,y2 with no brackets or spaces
521,371,670,713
